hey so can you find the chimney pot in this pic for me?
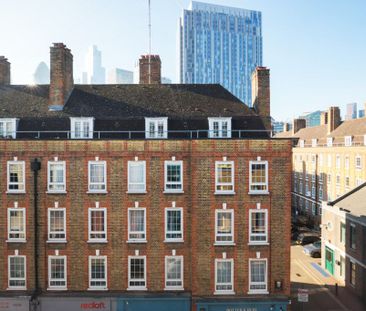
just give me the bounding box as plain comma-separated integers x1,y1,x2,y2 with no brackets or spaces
0,56,11,85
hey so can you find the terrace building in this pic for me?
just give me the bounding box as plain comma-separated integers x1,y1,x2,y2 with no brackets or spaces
0,43,291,311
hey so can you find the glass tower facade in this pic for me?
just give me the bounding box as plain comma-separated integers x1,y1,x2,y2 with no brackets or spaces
178,1,263,105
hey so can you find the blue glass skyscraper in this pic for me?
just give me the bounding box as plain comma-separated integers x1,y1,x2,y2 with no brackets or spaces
178,1,263,105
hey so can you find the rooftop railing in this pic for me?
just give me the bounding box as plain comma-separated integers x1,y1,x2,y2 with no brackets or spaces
0,129,273,140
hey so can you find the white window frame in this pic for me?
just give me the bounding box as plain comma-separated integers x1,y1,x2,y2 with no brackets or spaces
215,161,235,194
165,256,184,290
248,258,268,294
215,209,234,245
208,118,232,138
165,208,183,242
145,117,168,139
249,160,269,194
88,255,107,290
327,137,333,147
344,136,352,147
0,118,17,138
88,208,107,242
249,209,268,244
128,255,147,290
299,140,305,148
8,255,26,290
214,258,234,295
47,161,66,193
48,255,67,290
7,160,25,193
88,161,107,193
345,156,350,170
164,160,183,193
48,208,66,242
70,117,94,139
336,155,341,169
311,139,317,147
7,208,26,242
127,161,146,193
355,155,362,169
128,208,146,243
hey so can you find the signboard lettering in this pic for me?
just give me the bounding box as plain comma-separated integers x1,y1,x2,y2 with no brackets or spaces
298,288,309,303
226,308,257,311
80,302,106,309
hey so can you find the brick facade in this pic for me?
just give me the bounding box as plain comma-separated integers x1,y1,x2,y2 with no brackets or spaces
0,139,291,306
0,56,10,85
139,55,161,84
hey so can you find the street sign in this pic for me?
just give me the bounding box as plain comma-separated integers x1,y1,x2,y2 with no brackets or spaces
298,288,309,302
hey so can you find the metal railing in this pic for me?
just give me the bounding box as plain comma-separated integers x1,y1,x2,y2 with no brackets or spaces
0,129,273,140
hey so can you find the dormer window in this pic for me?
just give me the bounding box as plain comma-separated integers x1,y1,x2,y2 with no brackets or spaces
208,118,232,138
299,140,305,148
344,136,352,147
0,118,17,139
145,118,168,139
311,139,317,147
70,118,94,139
327,137,333,147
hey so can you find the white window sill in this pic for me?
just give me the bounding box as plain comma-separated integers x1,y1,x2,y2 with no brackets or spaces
126,240,147,244
126,191,147,194
46,191,67,194
248,191,269,195
164,287,184,291
214,242,236,246
6,191,26,194
214,290,235,295
214,191,235,195
87,287,108,291
163,190,184,194
47,287,67,291
127,287,147,291
7,287,26,291
248,242,269,246
247,290,269,295
6,239,26,243
46,240,67,244
164,239,184,243
87,240,108,243
87,191,108,194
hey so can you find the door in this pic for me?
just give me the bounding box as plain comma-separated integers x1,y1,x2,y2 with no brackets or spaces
325,247,334,275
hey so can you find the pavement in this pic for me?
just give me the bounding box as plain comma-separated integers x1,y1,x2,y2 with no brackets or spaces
290,244,364,311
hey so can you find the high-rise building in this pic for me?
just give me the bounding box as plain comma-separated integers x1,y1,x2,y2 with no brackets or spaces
107,68,133,84
161,77,172,84
359,109,365,118
299,110,324,127
85,45,105,84
33,61,50,84
345,102,357,120
178,1,262,105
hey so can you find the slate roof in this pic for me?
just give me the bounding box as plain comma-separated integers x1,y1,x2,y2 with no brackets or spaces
0,84,270,139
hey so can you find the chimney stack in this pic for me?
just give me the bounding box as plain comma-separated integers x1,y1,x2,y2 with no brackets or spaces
292,118,306,135
252,67,271,131
139,55,161,84
283,122,290,132
0,56,10,85
49,43,74,110
327,106,341,134
320,111,328,125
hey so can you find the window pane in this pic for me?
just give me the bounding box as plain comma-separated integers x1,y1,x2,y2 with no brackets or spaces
129,162,145,191
250,260,266,290
251,163,267,191
216,163,233,191
49,163,65,190
9,210,25,239
9,257,25,287
50,258,66,287
129,210,145,240
90,258,106,287
216,212,232,242
90,163,105,190
9,163,24,190
166,257,182,287
49,210,65,239
166,210,182,239
130,258,145,287
166,164,182,190
90,210,106,239
216,261,232,291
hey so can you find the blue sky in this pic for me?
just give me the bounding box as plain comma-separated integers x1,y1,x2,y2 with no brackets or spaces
0,0,365,121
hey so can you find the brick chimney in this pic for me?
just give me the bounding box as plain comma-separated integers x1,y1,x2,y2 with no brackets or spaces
283,122,290,132
139,55,161,84
251,67,271,131
327,106,341,134
292,118,306,135
49,43,74,110
0,56,11,85
320,111,328,125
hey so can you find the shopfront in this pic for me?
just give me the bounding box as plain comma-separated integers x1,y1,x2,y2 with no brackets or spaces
39,297,112,311
116,296,191,311
195,300,289,311
0,297,30,311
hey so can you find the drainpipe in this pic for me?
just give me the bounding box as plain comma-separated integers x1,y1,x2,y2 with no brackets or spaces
30,159,41,311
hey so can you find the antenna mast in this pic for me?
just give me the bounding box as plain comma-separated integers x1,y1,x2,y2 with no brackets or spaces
148,0,152,84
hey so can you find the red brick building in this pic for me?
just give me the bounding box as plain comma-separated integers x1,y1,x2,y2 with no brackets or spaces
0,44,291,311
